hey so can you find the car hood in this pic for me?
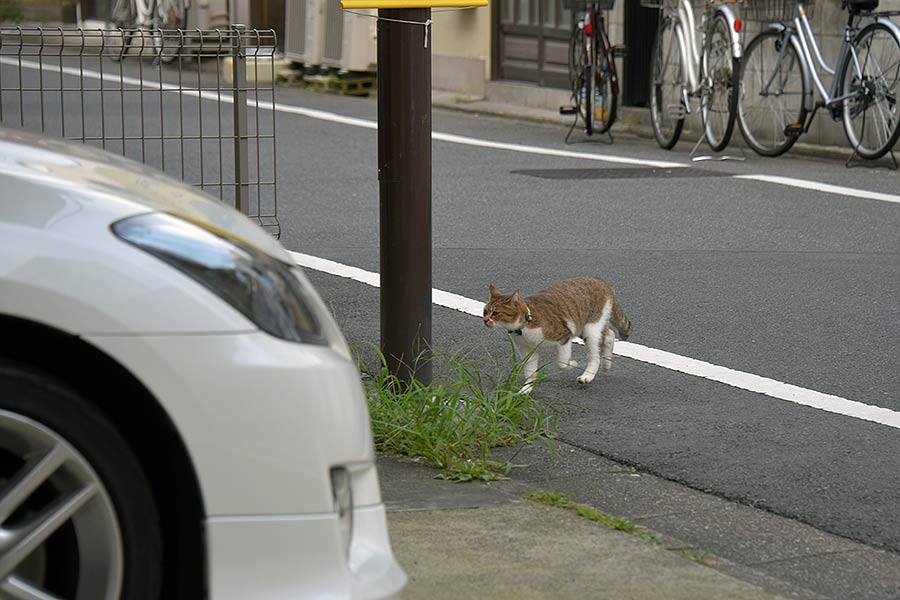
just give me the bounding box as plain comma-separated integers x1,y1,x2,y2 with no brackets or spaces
0,126,289,261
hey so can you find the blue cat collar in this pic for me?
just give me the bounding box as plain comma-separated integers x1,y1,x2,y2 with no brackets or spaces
511,306,532,336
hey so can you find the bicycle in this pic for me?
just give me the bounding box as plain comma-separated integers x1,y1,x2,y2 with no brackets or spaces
737,0,900,159
563,0,621,137
648,0,745,152
108,0,190,63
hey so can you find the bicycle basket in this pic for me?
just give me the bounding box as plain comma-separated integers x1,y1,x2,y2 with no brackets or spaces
563,0,616,10
743,0,814,22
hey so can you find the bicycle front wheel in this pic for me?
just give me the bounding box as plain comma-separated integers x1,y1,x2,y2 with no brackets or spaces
153,0,188,63
569,26,586,92
701,12,739,151
592,41,618,134
650,17,685,150
839,22,900,160
737,30,807,157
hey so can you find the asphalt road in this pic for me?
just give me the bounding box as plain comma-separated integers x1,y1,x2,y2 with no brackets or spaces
4,56,900,570
267,86,900,557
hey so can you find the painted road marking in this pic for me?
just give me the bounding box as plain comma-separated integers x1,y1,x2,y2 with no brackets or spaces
8,57,900,428
734,174,900,206
2,57,682,169
288,250,900,431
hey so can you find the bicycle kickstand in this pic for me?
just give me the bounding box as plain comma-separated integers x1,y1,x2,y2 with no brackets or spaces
689,131,746,162
845,146,899,170
559,103,615,145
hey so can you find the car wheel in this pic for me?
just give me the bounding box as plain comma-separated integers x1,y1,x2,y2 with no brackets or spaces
0,361,163,599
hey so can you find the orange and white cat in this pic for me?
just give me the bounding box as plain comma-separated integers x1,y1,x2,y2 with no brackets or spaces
483,276,631,393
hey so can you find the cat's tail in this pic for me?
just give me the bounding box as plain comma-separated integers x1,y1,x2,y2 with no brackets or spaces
612,299,632,340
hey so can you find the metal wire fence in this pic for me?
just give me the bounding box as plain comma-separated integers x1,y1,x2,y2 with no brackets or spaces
0,25,280,237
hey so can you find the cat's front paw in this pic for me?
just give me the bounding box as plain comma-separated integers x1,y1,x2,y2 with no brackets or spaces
518,383,535,395
577,373,595,384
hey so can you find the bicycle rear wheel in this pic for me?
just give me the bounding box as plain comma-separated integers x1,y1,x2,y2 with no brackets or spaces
839,22,900,160
650,17,685,150
737,30,807,157
701,12,739,151
593,41,618,134
583,64,595,135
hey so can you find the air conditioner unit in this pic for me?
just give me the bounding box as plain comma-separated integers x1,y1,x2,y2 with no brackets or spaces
321,6,377,72
284,0,327,65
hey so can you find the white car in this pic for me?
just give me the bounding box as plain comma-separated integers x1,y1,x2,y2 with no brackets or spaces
0,126,406,599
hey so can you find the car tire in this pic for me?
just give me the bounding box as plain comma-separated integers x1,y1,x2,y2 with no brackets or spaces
0,361,163,599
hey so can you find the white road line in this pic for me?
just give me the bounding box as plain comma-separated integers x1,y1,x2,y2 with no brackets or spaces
3,57,684,168
10,56,900,429
11,57,900,204
428,132,687,168
734,174,900,206
289,250,900,431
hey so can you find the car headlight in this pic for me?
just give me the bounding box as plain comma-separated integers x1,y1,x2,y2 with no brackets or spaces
112,212,333,348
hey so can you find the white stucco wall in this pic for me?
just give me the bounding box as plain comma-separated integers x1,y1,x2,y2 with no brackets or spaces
431,5,492,95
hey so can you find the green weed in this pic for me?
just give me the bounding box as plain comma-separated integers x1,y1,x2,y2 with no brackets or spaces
529,490,716,563
528,491,641,533
668,545,715,565
362,344,556,481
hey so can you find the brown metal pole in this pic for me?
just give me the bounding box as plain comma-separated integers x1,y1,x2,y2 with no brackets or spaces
377,8,432,385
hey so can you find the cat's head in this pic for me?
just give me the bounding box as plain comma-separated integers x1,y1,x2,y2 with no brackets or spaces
483,285,526,331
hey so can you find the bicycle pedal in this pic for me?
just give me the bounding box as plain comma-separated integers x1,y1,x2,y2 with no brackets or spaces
666,104,687,120
559,105,578,115
784,123,803,137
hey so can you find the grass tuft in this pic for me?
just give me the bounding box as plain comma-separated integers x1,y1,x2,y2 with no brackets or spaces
362,344,556,481
667,545,715,565
528,491,641,533
529,490,716,563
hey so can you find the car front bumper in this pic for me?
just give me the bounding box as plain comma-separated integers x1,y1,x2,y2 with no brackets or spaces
85,331,406,599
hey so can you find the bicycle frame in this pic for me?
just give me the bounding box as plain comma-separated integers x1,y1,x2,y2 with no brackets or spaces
668,0,742,96
583,2,620,97
764,3,900,116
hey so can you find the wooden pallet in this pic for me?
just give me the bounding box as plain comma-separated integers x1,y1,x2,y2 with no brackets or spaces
304,74,375,96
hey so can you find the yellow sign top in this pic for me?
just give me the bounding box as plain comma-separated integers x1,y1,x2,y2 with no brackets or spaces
342,0,487,8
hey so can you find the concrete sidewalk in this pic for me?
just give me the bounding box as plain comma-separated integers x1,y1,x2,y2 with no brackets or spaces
378,441,900,600
378,451,788,600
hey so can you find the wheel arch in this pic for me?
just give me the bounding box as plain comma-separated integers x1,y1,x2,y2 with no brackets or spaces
0,314,207,599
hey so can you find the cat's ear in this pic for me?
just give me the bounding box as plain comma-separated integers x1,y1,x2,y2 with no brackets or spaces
511,289,520,302
489,284,501,298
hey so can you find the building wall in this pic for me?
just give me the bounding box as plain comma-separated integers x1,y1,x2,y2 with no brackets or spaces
432,6,492,96
0,0,78,22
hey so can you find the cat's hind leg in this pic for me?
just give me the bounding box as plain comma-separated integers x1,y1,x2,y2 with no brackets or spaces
556,340,577,370
600,327,615,373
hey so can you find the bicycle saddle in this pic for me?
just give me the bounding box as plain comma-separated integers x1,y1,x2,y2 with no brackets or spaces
842,0,879,13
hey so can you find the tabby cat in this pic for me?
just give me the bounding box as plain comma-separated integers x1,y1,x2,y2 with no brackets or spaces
483,276,631,393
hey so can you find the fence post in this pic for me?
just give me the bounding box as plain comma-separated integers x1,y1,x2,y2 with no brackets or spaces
231,23,250,216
